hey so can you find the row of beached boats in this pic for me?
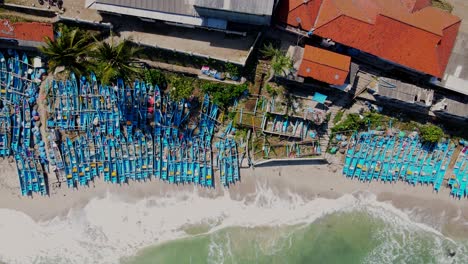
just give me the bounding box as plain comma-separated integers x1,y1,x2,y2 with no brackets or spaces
44,73,240,190
0,51,48,196
343,132,455,192
215,138,240,187
1,50,241,195
48,128,217,188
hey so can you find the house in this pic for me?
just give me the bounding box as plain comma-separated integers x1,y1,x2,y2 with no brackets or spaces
88,0,278,30
432,96,468,122
298,45,351,86
277,0,461,80
0,19,54,49
368,76,434,113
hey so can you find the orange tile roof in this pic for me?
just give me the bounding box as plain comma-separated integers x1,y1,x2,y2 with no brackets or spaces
0,20,54,43
278,0,461,78
298,46,351,85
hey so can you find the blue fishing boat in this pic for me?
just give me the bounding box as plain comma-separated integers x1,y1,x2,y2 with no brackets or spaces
86,132,99,180
146,134,154,178
110,138,118,183
14,151,28,196
231,139,240,182
74,138,87,186
35,159,47,195
138,132,149,180
0,53,8,100
115,137,126,184
10,105,20,152
81,135,92,183
95,133,104,178
161,138,169,181
154,132,161,179
61,140,74,188
128,136,138,181
121,136,131,180
22,100,31,149
103,137,111,182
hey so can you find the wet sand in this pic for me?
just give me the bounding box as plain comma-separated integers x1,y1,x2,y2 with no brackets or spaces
0,160,467,238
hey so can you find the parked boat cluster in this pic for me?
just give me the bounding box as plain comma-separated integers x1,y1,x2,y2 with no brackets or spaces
43,72,241,192
449,146,468,198
0,51,48,196
343,132,455,192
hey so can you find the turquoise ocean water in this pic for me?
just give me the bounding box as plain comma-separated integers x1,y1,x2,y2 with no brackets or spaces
125,211,468,264
0,191,467,264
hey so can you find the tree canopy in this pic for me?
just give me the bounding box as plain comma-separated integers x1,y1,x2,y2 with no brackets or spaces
39,25,94,76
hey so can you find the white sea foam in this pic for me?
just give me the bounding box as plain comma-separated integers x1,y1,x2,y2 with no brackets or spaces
0,184,464,264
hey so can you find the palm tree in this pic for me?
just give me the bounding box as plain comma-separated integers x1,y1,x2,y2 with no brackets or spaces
39,25,94,76
260,44,293,83
92,37,143,84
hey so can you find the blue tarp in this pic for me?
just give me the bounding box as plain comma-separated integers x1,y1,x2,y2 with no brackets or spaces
313,92,327,104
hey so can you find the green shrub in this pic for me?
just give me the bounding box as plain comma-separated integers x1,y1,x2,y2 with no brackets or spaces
201,82,248,108
431,0,453,12
169,76,194,101
144,69,167,89
225,63,240,78
332,113,364,133
419,124,445,143
333,111,344,124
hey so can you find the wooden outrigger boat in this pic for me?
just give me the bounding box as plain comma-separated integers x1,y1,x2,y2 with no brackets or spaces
35,158,47,195
22,100,31,149
115,137,126,184
205,140,213,187
138,132,149,180
121,136,131,180
14,151,28,196
231,139,240,182
110,138,118,183
67,137,79,185
51,141,65,182
95,133,105,178
61,140,74,188
128,136,138,181
161,138,169,181
146,134,154,178
81,135,92,183
103,137,111,182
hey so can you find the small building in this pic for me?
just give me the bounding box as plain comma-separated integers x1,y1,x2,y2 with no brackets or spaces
432,97,468,122
0,19,54,49
368,77,434,112
277,0,461,80
298,45,351,86
88,0,278,30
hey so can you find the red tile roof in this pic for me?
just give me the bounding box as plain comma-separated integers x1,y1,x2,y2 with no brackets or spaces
298,45,351,85
278,0,461,78
0,19,54,43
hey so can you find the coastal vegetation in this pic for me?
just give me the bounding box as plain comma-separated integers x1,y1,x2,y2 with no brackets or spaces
168,75,195,101
92,37,142,84
201,82,248,109
40,25,142,83
144,69,167,89
260,43,293,81
420,124,445,143
432,0,454,12
40,25,94,76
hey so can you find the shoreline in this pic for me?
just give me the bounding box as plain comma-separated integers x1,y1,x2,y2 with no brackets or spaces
1,161,468,238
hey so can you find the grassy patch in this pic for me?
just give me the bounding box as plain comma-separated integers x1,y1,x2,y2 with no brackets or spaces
333,111,344,125
432,0,454,12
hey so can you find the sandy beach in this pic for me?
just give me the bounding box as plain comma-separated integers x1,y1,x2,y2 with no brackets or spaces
1,159,467,239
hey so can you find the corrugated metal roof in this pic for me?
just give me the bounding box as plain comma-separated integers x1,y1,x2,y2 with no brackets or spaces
95,0,275,16
95,0,198,16
194,0,275,15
